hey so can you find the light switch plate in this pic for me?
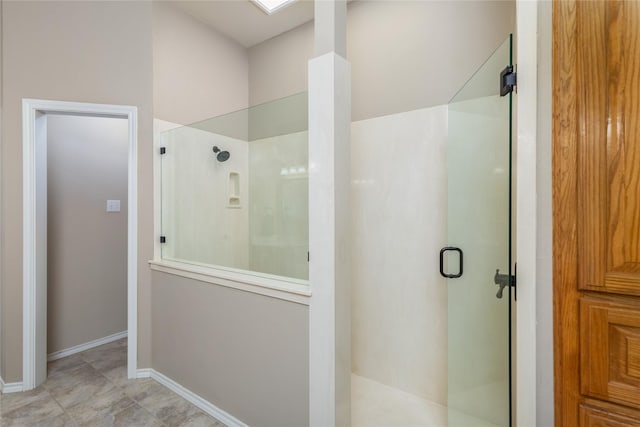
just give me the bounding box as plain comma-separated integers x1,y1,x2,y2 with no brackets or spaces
107,200,121,212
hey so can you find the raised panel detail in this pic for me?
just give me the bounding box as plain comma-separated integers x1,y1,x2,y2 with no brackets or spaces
581,404,640,427
610,326,640,386
576,0,640,295
581,298,640,407
627,337,640,378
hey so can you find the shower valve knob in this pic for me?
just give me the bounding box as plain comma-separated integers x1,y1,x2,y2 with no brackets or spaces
494,269,515,299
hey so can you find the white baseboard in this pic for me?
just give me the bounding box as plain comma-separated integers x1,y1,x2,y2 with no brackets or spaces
1,376,24,394
138,369,247,427
135,368,152,379
47,330,127,362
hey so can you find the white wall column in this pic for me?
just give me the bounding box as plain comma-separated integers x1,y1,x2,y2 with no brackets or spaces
516,0,538,425
314,0,346,58
309,1,351,426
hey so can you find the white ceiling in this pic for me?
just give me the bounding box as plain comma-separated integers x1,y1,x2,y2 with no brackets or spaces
166,0,315,48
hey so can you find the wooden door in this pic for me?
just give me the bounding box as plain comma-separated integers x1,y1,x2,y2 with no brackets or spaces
554,0,640,425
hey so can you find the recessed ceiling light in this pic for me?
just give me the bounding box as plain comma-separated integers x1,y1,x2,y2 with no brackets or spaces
251,0,298,15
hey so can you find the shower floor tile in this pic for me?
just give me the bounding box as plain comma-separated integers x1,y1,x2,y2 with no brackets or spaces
351,374,500,427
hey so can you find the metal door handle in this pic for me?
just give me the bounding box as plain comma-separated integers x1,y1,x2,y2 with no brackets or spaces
440,247,463,278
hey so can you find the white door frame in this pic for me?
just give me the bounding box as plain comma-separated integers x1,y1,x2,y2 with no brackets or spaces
515,1,539,425
22,99,138,390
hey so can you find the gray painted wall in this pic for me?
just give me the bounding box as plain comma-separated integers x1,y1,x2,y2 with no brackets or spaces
153,2,249,125
249,0,516,121
1,0,154,382
47,115,128,354
151,272,309,427
248,21,313,108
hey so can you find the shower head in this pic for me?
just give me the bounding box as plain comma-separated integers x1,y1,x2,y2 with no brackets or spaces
212,146,230,162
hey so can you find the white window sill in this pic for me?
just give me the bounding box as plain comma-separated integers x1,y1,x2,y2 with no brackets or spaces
148,260,311,305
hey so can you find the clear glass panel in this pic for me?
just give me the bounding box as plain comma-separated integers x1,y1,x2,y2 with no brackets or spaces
446,35,512,426
160,92,309,281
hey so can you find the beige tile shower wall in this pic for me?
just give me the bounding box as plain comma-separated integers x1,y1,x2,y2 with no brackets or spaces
153,2,249,125
1,0,154,383
47,115,128,354
248,132,309,280
161,126,249,270
249,1,515,120
151,272,309,426
350,105,448,405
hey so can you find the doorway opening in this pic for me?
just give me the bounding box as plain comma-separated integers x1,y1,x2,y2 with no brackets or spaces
22,99,138,390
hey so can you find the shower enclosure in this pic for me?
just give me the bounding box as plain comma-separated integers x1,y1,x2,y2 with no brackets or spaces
351,35,514,426
158,33,514,427
159,92,310,283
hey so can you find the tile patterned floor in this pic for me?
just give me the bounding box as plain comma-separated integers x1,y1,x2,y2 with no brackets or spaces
0,339,226,427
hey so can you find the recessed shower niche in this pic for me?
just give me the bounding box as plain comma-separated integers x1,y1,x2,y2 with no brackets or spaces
228,172,240,208
159,92,309,281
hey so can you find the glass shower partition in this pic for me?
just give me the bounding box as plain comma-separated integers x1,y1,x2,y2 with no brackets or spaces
160,92,310,282
444,35,513,426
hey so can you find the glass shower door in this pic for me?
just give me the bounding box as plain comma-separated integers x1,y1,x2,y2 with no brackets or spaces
443,35,513,427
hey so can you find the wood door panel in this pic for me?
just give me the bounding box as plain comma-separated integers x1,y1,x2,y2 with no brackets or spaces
609,0,640,271
554,0,582,423
580,403,640,427
555,0,640,424
576,0,608,292
581,298,640,408
576,0,640,295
